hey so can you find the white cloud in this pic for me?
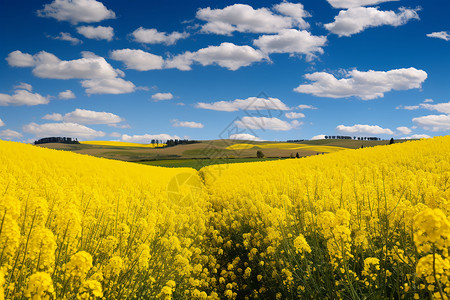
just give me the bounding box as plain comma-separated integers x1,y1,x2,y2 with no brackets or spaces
6,50,35,67
121,133,181,143
23,122,105,140
0,90,49,106
325,7,419,37
43,113,63,121
152,92,174,101
326,0,399,9
131,27,189,45
229,133,263,141
396,126,412,134
427,31,450,41
81,78,136,95
0,118,4,127
0,129,23,140
285,112,305,119
196,97,289,112
294,67,427,100
400,134,431,139
290,120,303,128
171,120,204,128
274,2,310,29
336,124,394,135
423,99,433,103
253,29,327,60
58,90,75,99
52,32,82,45
420,101,450,114
235,116,293,131
297,104,317,110
110,49,164,71
196,3,308,35
37,0,115,24
58,108,124,124
412,114,450,131
31,51,119,79
14,82,33,91
166,42,266,71
110,132,121,138
77,26,114,41
396,105,420,110
311,134,326,140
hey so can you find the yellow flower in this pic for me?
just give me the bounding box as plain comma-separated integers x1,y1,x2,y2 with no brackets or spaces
293,234,311,254
66,251,93,279
77,280,103,299
24,272,55,300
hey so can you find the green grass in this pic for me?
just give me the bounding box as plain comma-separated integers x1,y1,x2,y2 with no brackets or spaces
135,157,287,170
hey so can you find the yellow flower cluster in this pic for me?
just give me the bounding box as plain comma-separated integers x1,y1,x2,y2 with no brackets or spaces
200,136,450,299
0,140,212,299
1,135,450,299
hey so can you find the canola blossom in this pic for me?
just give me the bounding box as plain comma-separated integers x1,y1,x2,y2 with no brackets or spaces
226,143,347,153
0,136,450,299
80,141,166,148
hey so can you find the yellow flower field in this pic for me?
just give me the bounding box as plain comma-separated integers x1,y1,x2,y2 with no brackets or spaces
80,141,166,148
226,142,347,153
1,136,449,299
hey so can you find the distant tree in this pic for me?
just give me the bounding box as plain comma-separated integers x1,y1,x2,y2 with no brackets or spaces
389,138,395,145
296,152,300,158
256,150,265,158
361,145,364,148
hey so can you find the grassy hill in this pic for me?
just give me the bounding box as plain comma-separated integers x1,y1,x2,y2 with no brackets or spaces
36,138,406,169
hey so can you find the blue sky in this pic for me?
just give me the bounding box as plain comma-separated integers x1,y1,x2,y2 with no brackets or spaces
0,0,449,143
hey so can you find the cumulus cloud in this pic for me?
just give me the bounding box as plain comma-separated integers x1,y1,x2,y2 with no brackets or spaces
285,112,305,119
152,92,174,101
0,90,49,106
423,99,434,103
297,104,317,110
427,31,450,41
121,133,181,143
110,49,164,71
166,42,266,71
6,50,35,67
396,126,412,134
196,3,310,35
336,124,394,135
37,0,115,24
0,129,23,140
52,32,82,45
400,134,431,139
325,7,420,37
33,51,119,79
311,134,326,140
58,90,75,99
23,122,105,139
294,67,427,100
43,113,63,121
326,0,399,9
131,27,189,45
273,2,310,29
0,118,4,127
396,105,420,110
171,120,204,128
81,78,136,95
253,29,327,60
229,133,263,141
14,82,33,91
412,114,450,131
196,97,289,112
46,108,124,124
235,117,293,131
420,101,450,114
77,25,114,41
